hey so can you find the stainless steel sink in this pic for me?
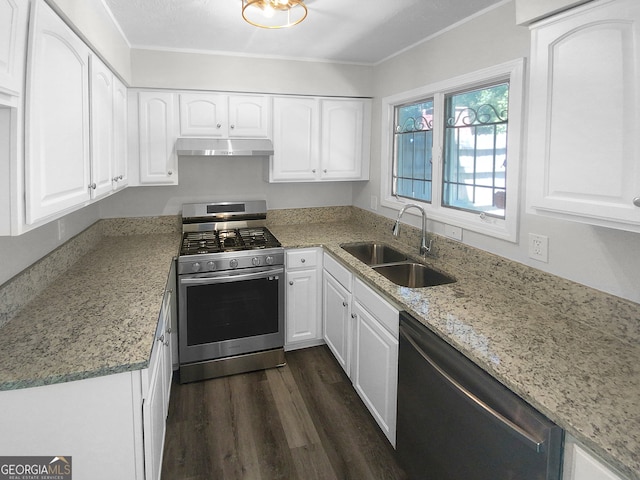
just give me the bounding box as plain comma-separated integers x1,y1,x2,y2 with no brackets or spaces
341,242,408,265
373,263,456,288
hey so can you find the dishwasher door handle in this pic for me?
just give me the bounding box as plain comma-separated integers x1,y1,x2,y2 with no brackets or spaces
400,325,546,454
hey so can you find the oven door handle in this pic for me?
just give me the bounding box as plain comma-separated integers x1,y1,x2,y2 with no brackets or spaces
180,267,284,285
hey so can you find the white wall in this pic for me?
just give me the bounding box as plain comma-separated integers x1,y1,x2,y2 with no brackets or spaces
130,49,374,97
0,204,99,286
48,0,132,83
354,0,640,303
98,156,356,217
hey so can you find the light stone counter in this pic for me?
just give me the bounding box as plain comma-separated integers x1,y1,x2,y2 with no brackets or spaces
0,231,180,391
268,216,640,480
0,208,638,478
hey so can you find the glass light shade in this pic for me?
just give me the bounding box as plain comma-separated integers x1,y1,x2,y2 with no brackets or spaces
242,0,307,29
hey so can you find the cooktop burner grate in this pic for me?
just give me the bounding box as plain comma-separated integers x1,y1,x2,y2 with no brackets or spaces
180,227,280,256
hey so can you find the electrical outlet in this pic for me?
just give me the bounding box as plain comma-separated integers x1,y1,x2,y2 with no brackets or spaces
528,233,549,263
370,195,378,211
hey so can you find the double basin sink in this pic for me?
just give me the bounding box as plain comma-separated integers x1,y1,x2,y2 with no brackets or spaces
340,242,455,288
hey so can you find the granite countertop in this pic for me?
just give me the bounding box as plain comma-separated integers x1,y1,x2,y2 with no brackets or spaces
0,215,638,478
268,221,640,480
0,232,180,390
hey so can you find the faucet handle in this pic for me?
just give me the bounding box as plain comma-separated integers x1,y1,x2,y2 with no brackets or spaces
392,219,400,236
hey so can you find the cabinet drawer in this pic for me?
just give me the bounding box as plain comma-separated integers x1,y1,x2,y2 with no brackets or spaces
323,253,352,291
354,278,398,338
286,248,320,269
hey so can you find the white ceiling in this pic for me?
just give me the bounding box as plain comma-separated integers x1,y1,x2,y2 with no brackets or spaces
103,0,505,65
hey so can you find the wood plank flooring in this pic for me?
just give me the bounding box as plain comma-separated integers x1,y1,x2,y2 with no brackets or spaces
161,346,407,480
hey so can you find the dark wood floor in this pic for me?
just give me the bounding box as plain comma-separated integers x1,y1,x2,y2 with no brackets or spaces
161,346,407,480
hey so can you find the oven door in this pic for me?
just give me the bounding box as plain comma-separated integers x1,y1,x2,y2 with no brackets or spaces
178,266,284,365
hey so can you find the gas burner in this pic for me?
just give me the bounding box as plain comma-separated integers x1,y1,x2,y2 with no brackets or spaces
180,227,280,256
181,231,222,255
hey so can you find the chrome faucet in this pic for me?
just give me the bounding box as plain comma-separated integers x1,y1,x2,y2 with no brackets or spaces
392,203,432,256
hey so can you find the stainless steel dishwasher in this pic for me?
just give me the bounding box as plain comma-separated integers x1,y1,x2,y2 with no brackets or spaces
397,312,564,480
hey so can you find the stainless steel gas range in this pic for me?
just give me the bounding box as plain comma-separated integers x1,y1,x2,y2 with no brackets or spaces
177,200,285,383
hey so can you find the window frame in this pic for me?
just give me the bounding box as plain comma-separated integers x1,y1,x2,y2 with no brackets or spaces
380,59,525,243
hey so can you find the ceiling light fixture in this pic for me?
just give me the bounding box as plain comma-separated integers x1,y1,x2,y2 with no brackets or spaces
242,0,307,29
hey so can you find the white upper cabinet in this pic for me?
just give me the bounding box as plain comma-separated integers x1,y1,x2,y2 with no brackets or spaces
0,0,29,97
90,55,115,200
90,55,128,198
228,94,271,137
179,93,270,138
271,96,319,181
113,75,128,190
270,96,371,182
138,91,178,185
25,0,92,224
526,0,640,232
320,99,370,180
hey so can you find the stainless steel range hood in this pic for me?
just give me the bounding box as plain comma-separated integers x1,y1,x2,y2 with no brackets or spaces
176,138,274,157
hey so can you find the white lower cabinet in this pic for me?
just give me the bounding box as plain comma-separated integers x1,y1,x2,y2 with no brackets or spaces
0,261,176,480
322,254,353,376
0,372,145,479
352,278,399,446
285,248,323,350
321,253,399,446
563,436,626,480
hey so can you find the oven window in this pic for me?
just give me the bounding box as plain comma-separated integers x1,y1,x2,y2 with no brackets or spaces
185,277,279,345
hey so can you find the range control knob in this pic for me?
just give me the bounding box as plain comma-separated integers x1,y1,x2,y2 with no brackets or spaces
207,261,216,271
265,256,274,265
229,259,239,269
192,262,201,272
252,257,261,266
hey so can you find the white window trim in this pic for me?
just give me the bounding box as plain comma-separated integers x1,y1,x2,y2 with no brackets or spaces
380,58,525,243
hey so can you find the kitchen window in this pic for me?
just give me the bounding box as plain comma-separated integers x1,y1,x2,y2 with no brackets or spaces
382,59,524,242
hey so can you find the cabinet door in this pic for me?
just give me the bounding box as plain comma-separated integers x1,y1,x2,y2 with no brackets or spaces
228,94,270,137
271,96,319,181
0,0,29,96
563,439,624,480
352,300,398,446
25,0,91,224
322,271,352,376
138,91,178,185
112,76,128,190
286,268,321,345
89,55,114,199
320,99,367,180
179,93,227,137
144,330,167,480
527,0,640,230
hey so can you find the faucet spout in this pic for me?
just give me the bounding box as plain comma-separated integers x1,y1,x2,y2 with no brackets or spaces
392,203,432,256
